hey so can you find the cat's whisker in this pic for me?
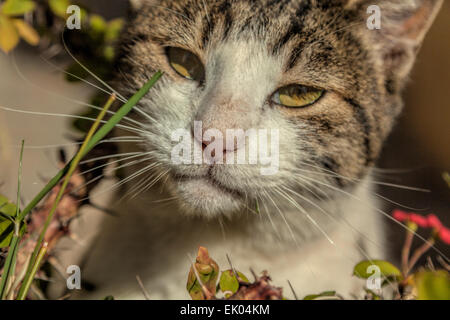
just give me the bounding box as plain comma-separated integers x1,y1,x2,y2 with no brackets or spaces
128,168,170,201
117,173,153,202
12,41,144,131
292,163,430,210
263,189,299,246
280,182,384,253
258,192,284,243
37,54,127,104
372,166,426,175
122,168,163,201
281,183,401,295
61,30,128,103
74,156,157,195
152,196,178,204
371,192,429,212
79,151,143,165
273,187,334,245
6,137,144,150
297,174,449,263
296,160,430,193
79,152,152,176
0,104,147,135
81,162,161,203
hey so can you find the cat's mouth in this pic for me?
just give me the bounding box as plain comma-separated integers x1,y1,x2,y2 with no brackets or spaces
170,171,245,216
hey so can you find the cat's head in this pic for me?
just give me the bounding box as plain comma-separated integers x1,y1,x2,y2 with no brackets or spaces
113,0,442,217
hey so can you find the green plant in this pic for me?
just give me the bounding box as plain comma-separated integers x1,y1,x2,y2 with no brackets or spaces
0,71,163,299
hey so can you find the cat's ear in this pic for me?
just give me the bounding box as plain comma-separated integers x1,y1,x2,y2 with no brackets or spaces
356,0,443,85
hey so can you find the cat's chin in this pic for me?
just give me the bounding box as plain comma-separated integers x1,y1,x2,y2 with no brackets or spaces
173,177,243,218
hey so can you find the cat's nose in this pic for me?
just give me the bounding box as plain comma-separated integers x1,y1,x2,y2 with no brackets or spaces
192,124,244,152
201,128,245,152
193,98,260,155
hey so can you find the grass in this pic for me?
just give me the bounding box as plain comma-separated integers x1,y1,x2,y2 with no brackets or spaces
0,71,163,299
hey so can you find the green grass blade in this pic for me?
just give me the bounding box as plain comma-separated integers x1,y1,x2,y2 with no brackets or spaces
0,140,25,299
17,71,163,223
15,71,162,299
17,93,115,300
16,243,48,301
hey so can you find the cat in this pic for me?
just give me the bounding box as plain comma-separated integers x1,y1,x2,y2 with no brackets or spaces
78,0,443,299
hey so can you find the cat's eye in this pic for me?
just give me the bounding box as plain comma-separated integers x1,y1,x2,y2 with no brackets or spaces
166,47,205,82
272,84,324,108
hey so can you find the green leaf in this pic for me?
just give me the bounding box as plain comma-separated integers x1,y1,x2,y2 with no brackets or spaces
90,14,106,33
353,260,402,281
219,269,249,298
0,195,17,217
303,291,337,300
443,172,450,189
16,71,163,225
186,247,219,300
1,0,35,16
103,45,115,61
48,0,70,18
104,18,124,42
0,15,19,53
0,218,26,248
104,295,114,300
364,288,382,300
415,270,450,300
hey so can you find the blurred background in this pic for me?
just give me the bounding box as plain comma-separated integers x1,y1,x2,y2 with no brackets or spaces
0,0,448,293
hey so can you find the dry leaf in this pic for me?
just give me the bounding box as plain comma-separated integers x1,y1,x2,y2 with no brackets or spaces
13,19,39,45
0,15,19,53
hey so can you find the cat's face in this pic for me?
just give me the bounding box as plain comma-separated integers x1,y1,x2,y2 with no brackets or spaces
113,0,442,217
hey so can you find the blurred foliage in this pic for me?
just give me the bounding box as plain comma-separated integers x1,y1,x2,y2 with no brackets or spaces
303,291,338,300
0,0,125,135
353,260,402,281
0,195,26,248
0,0,38,52
414,270,450,300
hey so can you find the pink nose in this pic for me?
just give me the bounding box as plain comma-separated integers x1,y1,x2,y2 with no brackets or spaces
192,123,247,153
194,98,258,151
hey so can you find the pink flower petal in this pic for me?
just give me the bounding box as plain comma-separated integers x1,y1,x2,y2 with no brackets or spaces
427,214,443,230
438,227,450,245
392,209,409,222
409,214,429,228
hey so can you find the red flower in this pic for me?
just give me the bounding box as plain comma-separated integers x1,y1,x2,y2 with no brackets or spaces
392,210,450,245
392,209,409,222
427,214,443,230
409,214,429,228
427,214,450,245
392,210,428,227
439,228,450,245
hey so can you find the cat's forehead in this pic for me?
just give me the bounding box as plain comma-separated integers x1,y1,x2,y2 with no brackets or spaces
134,0,352,50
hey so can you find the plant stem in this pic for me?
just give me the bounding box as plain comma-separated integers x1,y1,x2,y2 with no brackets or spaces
16,71,163,223
4,72,161,300
0,140,25,299
406,239,435,275
16,243,48,300
401,229,414,277
17,93,116,299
